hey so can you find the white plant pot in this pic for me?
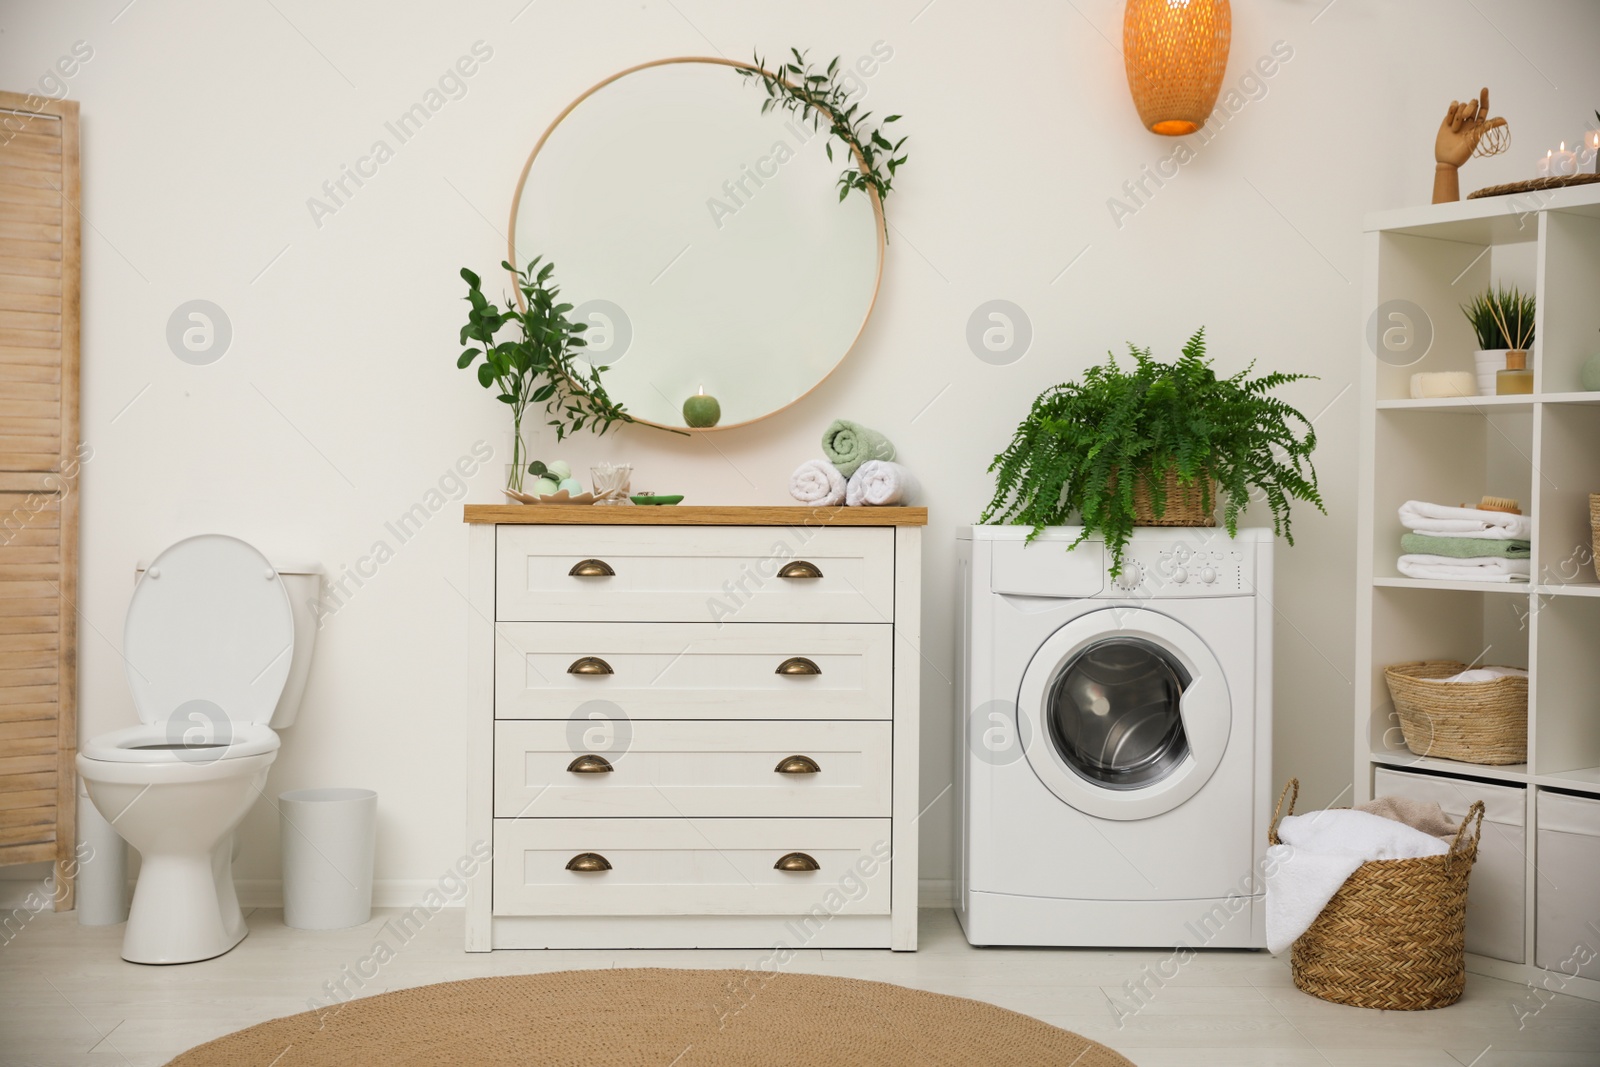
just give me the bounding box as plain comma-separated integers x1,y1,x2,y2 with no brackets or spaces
1475,348,1510,396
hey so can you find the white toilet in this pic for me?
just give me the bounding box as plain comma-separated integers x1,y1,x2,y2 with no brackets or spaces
76,534,322,964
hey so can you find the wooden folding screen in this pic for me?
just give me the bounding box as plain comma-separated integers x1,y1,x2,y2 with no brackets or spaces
0,92,80,910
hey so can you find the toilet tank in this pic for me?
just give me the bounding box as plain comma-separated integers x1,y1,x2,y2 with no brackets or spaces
134,558,323,730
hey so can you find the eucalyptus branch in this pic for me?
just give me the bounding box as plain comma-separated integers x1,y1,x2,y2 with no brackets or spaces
456,258,634,451
739,47,908,238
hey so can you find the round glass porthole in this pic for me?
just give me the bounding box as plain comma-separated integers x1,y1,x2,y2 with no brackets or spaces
1046,637,1191,791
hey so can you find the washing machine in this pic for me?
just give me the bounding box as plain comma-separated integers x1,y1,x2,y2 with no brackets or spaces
955,525,1273,948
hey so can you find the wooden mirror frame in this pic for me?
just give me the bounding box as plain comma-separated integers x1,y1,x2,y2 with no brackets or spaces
506,56,887,433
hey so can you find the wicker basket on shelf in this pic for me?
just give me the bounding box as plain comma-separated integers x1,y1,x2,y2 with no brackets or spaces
1130,467,1216,527
1383,660,1527,765
1271,778,1485,1010
1590,493,1599,583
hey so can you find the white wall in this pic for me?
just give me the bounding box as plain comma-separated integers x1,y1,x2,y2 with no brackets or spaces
4,0,1598,902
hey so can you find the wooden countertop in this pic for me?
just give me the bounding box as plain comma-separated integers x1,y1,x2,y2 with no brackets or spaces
463,504,928,526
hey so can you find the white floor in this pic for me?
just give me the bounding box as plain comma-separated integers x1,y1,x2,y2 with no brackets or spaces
1,907,1597,1066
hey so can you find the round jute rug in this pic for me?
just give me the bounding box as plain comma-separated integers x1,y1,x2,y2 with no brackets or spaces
166,967,1134,1066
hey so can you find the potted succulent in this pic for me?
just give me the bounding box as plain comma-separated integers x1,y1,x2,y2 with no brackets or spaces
456,257,631,493
981,328,1324,575
1461,285,1535,397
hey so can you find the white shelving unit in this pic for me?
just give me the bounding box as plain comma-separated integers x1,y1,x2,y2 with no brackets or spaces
1357,185,1600,1002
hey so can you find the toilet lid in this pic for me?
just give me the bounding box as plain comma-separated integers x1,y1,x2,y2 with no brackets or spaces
125,535,294,728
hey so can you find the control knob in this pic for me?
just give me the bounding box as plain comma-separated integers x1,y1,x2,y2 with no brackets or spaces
1201,567,1218,584
1112,562,1143,592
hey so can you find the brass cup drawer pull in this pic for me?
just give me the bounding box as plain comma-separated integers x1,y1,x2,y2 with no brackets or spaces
565,852,612,872
774,852,820,872
568,559,615,577
774,755,821,775
777,560,823,579
568,656,615,676
567,754,614,774
775,656,822,676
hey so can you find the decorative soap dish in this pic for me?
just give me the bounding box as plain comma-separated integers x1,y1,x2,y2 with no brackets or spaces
503,489,598,505
630,493,684,506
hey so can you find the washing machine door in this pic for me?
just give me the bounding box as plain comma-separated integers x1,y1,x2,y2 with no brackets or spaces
1017,606,1230,821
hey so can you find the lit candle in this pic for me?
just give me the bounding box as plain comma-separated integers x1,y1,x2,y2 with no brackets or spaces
1552,140,1578,177
1582,129,1600,174
681,384,721,428
1537,150,1552,178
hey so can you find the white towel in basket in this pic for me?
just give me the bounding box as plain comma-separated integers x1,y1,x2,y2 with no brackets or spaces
1265,809,1450,954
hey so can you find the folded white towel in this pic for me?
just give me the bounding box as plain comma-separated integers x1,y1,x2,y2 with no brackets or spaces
846,460,917,506
1397,554,1530,582
1265,809,1450,954
1441,666,1527,683
1398,500,1531,540
789,459,846,506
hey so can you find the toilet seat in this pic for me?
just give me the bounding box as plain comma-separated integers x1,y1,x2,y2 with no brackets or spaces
79,721,280,764
124,534,294,729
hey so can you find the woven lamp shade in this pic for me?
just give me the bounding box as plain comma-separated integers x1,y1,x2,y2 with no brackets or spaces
1123,0,1232,136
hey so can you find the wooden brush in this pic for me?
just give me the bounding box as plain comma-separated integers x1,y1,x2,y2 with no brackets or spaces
1478,495,1522,515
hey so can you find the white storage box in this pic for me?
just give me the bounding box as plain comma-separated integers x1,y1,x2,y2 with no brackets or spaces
1374,767,1526,963
1535,790,1600,980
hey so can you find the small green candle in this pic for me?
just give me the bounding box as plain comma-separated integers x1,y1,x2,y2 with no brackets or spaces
682,386,721,428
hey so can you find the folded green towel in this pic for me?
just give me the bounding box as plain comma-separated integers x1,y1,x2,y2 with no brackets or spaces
822,419,896,477
1401,533,1530,559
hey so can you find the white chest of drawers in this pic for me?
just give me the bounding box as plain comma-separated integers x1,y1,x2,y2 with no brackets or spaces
463,505,925,951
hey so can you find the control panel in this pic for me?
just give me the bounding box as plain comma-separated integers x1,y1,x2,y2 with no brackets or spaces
1106,538,1253,597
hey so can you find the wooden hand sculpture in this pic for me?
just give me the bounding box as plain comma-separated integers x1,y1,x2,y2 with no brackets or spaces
1433,87,1508,203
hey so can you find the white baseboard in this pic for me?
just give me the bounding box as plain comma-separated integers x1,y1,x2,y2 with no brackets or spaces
12,877,958,914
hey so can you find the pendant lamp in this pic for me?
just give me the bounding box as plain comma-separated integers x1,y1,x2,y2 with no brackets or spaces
1123,0,1232,136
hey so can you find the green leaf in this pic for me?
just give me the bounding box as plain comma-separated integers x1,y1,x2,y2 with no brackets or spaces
527,460,548,478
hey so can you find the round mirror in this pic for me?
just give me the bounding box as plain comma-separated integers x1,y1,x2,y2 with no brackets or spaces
509,58,884,432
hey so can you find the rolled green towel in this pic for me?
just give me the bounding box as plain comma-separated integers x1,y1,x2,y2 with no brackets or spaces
1401,533,1530,559
822,419,896,477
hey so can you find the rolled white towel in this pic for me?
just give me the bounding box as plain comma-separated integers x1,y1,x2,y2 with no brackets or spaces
1398,500,1531,540
789,459,846,506
1396,554,1530,582
846,460,918,506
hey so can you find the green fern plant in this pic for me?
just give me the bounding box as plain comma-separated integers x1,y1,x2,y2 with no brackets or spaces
980,329,1325,575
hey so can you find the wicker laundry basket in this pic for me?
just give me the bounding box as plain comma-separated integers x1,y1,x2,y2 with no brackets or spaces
1270,779,1485,1010
1383,660,1527,765
1130,466,1215,527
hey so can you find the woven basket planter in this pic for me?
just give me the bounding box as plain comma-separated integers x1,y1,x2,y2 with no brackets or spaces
1271,779,1485,1010
1129,466,1216,527
1383,660,1527,765
1590,493,1599,583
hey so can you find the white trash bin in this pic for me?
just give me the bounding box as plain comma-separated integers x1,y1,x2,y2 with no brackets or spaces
76,777,129,926
280,788,376,930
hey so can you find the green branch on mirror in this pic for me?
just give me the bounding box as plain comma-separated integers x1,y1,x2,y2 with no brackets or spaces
980,329,1325,576
456,257,633,492
1460,284,1535,351
739,47,907,237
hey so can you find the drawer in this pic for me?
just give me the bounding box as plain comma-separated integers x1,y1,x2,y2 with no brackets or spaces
494,622,893,720
492,817,892,916
495,525,895,623
494,719,892,818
